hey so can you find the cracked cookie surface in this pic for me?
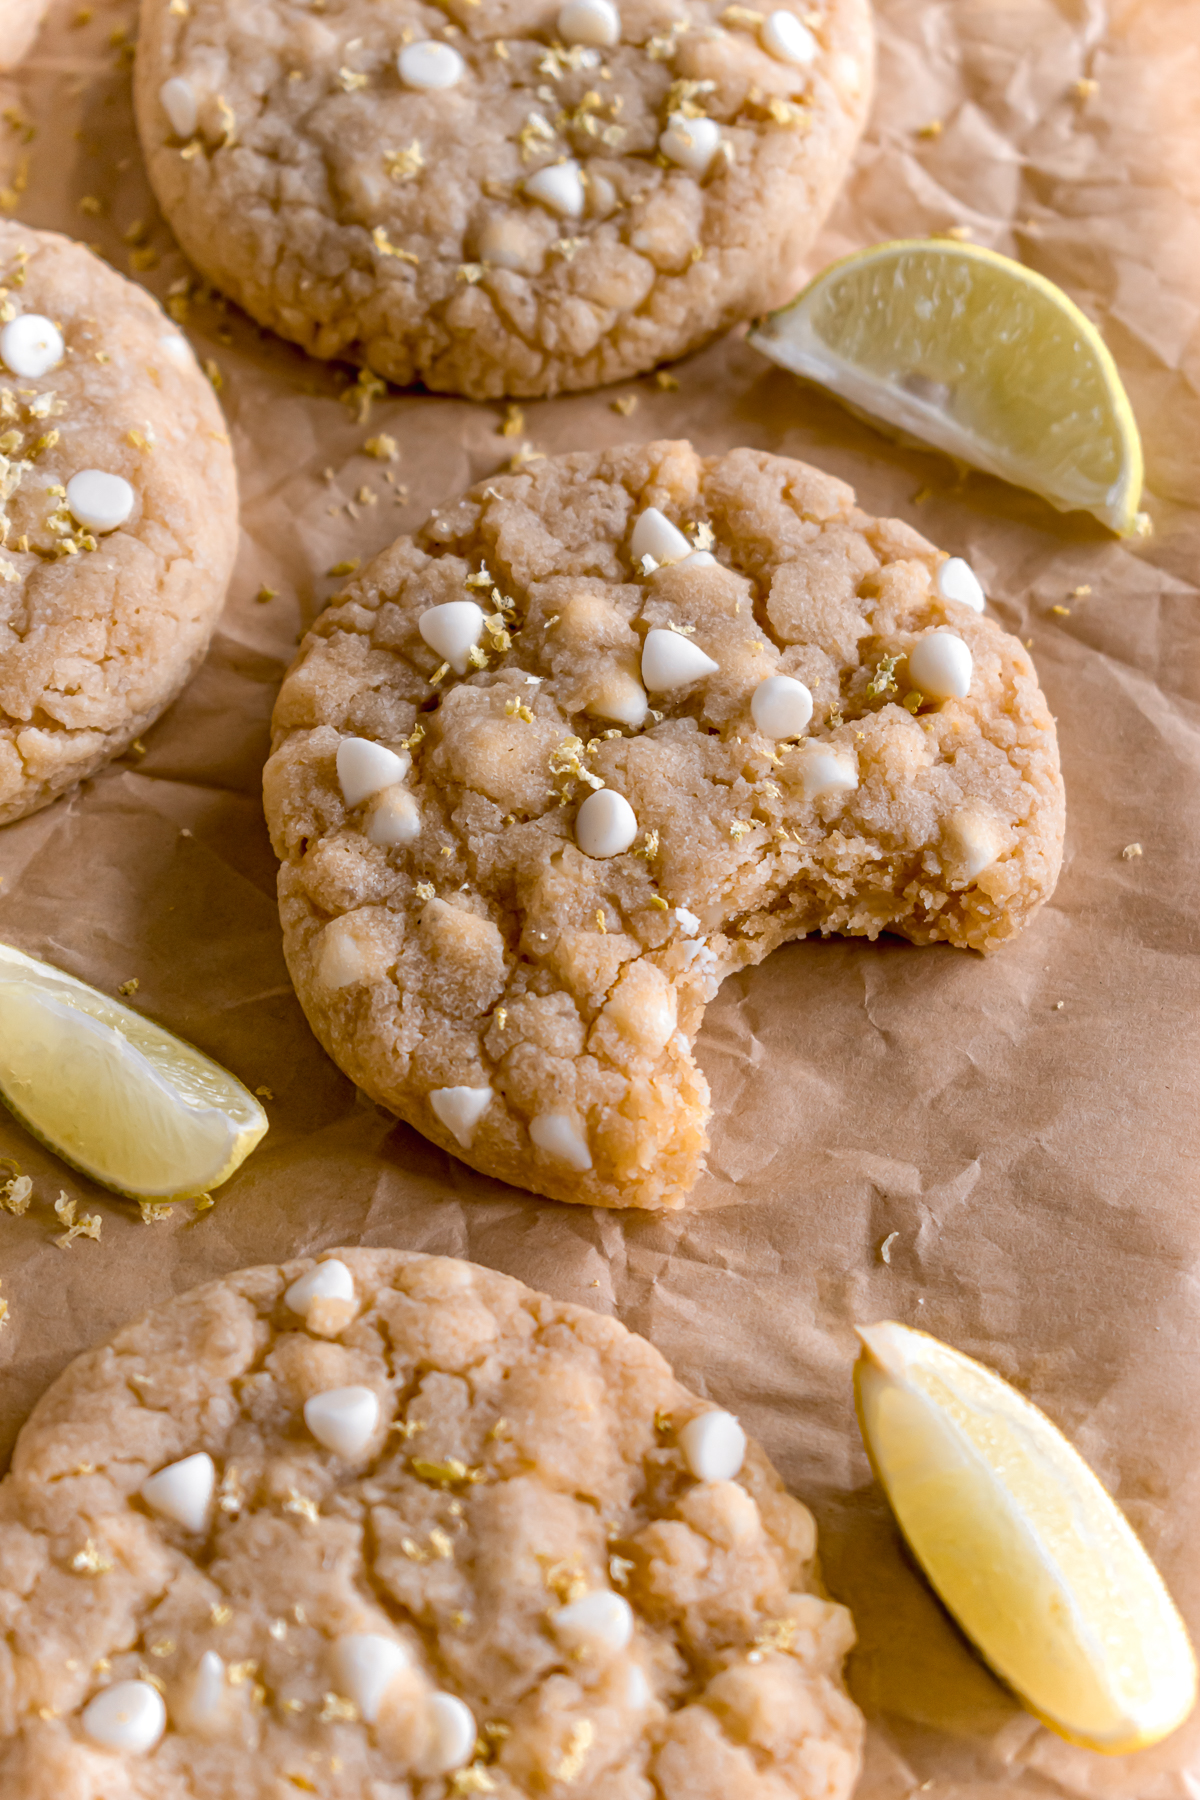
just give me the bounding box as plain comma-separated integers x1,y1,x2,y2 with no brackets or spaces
134,0,872,399
0,223,238,825
0,1247,863,1799
265,442,1065,1211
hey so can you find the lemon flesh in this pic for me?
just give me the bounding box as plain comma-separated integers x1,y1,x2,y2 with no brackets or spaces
748,239,1144,535
0,942,268,1200
855,1321,1196,1753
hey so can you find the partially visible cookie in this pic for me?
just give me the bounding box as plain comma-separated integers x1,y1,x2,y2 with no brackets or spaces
134,0,872,398
265,442,1065,1212
0,1248,864,1799
0,223,239,825
0,0,47,71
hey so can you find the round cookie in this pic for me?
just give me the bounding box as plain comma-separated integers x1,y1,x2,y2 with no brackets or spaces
0,1248,864,1798
265,441,1065,1211
0,0,48,71
133,0,873,399
0,223,238,825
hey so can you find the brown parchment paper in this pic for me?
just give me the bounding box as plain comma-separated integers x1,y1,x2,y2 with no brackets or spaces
1,0,1199,1793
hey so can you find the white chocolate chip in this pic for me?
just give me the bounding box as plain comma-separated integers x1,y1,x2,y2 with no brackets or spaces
553,1590,635,1655
139,1452,216,1534
337,737,411,810
751,674,813,739
183,1651,227,1729
585,668,648,728
285,1258,356,1317
675,906,701,936
419,1692,477,1777
794,743,858,801
659,112,721,178
304,1385,380,1459
935,556,986,613
476,212,546,275
160,75,199,137
529,1110,592,1171
908,629,973,700
761,9,818,64
945,808,1003,880
430,1084,493,1148
65,470,135,534
524,159,585,219
679,1409,746,1481
625,1664,653,1709
398,40,465,90
331,1634,412,1724
829,49,863,98
575,787,638,857
317,913,390,991
365,785,421,846
81,1681,167,1754
641,628,719,692
160,332,193,367
1,314,64,379
677,549,717,569
558,0,621,47
630,506,689,567
419,600,485,675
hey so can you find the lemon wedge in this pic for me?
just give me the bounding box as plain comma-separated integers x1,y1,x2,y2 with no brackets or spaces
854,1321,1196,1753
748,239,1144,535
0,942,268,1200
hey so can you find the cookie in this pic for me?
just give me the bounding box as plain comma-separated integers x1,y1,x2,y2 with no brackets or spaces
0,0,47,71
133,0,873,399
0,223,238,826
0,1248,864,1799
265,441,1065,1211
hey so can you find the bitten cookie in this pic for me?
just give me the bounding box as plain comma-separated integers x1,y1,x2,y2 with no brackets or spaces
134,0,872,399
0,223,239,825
265,442,1065,1211
0,1248,864,1799
0,0,48,71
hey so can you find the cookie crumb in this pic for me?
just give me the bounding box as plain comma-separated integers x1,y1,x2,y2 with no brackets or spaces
1121,842,1143,860
117,977,139,996
364,433,397,461
611,394,638,416
255,585,279,603
500,403,525,439
138,1201,174,1223
54,1195,102,1247
653,369,680,391
880,1231,898,1264
1,1169,33,1215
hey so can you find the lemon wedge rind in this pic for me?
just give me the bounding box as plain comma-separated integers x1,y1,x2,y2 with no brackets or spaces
0,941,268,1201
748,238,1144,536
854,1320,1197,1754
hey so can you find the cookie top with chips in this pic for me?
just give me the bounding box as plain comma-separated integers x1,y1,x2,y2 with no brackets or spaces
0,1248,863,1799
135,0,872,397
265,441,1064,1210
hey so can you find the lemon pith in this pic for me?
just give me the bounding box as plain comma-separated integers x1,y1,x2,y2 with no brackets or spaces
748,239,1144,535
0,942,268,1200
854,1321,1196,1753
